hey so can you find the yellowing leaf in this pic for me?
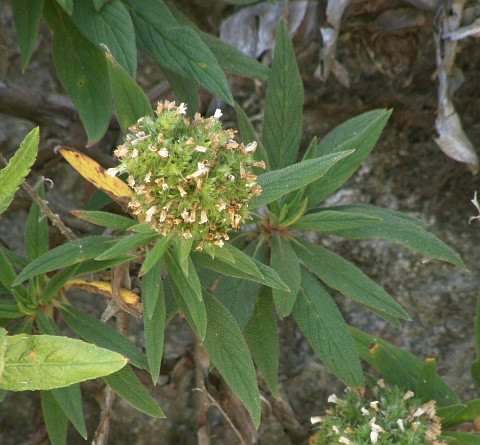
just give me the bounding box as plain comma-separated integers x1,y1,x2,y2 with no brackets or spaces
57,146,134,208
64,279,141,312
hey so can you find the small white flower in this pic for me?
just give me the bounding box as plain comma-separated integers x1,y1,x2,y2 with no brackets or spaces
214,108,223,119
244,141,257,152
361,407,369,416
177,103,187,115
310,416,322,424
145,206,157,223
339,436,351,444
199,209,208,224
132,148,139,157
397,418,405,433
107,168,119,177
332,425,340,434
370,401,379,412
158,147,169,159
402,390,414,401
328,394,340,404
370,431,378,444
193,145,208,152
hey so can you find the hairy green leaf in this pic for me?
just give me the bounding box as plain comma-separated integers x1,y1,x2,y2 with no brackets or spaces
125,0,233,104
203,292,261,427
41,391,69,445
244,288,279,398
263,20,303,170
166,254,206,339
0,328,6,378
60,305,148,370
103,365,165,417
72,0,136,77
71,210,137,231
13,236,123,285
440,431,480,444
44,0,111,144
270,235,300,318
0,127,39,215
251,151,353,209
11,0,43,70
104,46,153,133
293,268,364,388
416,357,437,404
95,232,159,261
304,109,391,206
439,399,480,429
326,205,466,269
143,274,165,383
140,234,173,276
25,183,48,263
290,210,382,232
51,385,87,439
0,334,127,391
293,238,410,322
350,326,459,406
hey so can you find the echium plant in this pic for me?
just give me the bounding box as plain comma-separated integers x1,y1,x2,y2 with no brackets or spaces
0,20,465,443
310,381,445,445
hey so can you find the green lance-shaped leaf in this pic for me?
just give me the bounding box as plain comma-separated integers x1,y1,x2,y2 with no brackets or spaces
103,45,153,133
13,236,124,285
0,127,39,215
214,276,261,330
11,0,43,71
270,235,300,318
0,301,23,320
51,385,87,440
293,268,364,389
262,20,303,170
439,399,480,429
72,0,137,77
41,391,68,445
325,205,466,269
71,210,137,231
60,305,149,370
192,243,263,282
203,292,261,428
25,183,49,263
140,234,173,276
244,288,279,398
124,0,233,104
304,109,392,207
293,238,410,322
95,232,159,261
170,6,269,80
290,210,382,232
143,275,165,383
440,431,480,444
234,102,270,169
251,151,353,209
43,0,111,144
166,253,207,339
103,365,165,417
416,357,437,404
0,334,127,391
350,326,459,406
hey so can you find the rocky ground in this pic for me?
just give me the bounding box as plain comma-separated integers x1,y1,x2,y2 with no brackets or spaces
1,1,480,444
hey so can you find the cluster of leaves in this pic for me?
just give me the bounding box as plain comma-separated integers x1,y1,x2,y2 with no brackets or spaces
11,0,269,144
2,7,467,444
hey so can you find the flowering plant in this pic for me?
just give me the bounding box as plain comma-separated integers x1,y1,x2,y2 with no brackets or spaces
311,381,445,445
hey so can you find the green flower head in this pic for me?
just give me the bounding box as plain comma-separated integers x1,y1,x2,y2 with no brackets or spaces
109,101,264,250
